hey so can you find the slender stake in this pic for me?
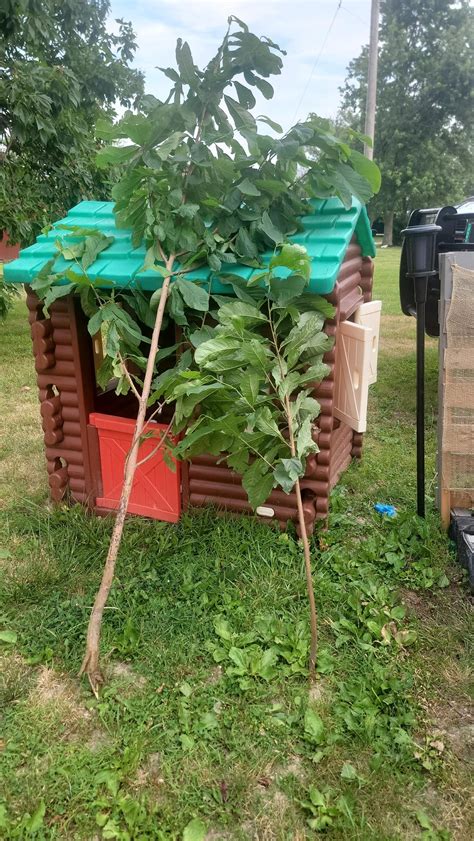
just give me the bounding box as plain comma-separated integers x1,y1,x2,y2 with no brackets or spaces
284,393,318,681
79,260,174,695
294,477,318,679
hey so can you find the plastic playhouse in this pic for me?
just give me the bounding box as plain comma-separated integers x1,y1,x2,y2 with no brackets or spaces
4,197,381,535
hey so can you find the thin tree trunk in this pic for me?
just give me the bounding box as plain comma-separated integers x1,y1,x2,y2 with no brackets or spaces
382,210,394,246
79,265,173,695
294,477,318,681
283,393,318,681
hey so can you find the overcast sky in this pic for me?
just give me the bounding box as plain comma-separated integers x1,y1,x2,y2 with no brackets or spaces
109,0,371,129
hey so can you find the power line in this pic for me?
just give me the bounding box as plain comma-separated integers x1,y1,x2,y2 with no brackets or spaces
291,0,342,124
340,3,369,27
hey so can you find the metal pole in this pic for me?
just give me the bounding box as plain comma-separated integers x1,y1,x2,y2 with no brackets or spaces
415,277,428,518
364,0,380,160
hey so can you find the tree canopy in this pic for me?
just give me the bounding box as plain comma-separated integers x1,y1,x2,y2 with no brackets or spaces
339,0,474,242
0,0,144,245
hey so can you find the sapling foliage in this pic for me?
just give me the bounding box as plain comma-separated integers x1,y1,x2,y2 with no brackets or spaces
31,17,380,692
157,247,336,677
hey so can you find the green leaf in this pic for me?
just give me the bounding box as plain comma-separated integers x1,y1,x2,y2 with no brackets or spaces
242,460,274,510
415,811,433,830
175,278,209,311
340,762,358,781
96,770,120,797
95,118,119,141
282,312,326,366
304,708,325,744
79,286,98,318
82,234,113,270
43,282,76,310
179,681,192,697
227,647,249,674
349,150,381,193
242,339,272,371
194,335,243,367
58,239,85,261
296,362,330,387
156,131,185,160
308,785,326,807
224,95,257,133
96,144,138,169
217,300,267,329
234,81,256,109
253,77,274,99
297,295,336,319
237,177,261,196
189,325,216,347
270,244,311,281
256,647,279,680
236,227,259,260
254,406,282,439
257,115,283,133
330,163,375,207
296,416,316,459
87,308,104,336
0,630,17,644
0,804,7,829
176,39,197,86
308,815,333,831
273,457,303,493
255,179,287,196
292,395,321,422
260,211,285,244
25,800,46,833
182,818,207,841
214,616,232,641
269,274,307,305
240,370,261,406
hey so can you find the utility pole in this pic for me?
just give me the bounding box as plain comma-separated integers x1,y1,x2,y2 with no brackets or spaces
364,0,380,160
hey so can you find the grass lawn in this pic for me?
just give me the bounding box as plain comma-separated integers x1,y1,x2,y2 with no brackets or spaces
0,248,472,840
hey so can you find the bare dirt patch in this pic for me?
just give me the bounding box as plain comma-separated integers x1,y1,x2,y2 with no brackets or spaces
205,665,223,685
431,699,474,765
107,661,148,690
134,752,164,788
29,666,106,744
400,588,437,621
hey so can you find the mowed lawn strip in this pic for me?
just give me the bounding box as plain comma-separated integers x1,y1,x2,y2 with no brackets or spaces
0,249,472,840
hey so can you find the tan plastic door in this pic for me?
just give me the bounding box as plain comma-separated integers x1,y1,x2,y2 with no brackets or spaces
354,300,382,384
333,321,373,433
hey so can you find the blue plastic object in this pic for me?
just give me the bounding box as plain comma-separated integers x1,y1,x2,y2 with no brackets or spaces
374,503,397,517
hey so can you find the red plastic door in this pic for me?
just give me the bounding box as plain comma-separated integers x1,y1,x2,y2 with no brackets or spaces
89,413,180,522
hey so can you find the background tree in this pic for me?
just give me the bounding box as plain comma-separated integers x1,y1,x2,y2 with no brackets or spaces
339,0,474,244
0,0,144,245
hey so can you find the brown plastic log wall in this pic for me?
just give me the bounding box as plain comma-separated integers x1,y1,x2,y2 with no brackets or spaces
26,287,97,506
183,242,374,534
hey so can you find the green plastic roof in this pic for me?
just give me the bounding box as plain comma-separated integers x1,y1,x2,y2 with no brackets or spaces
4,197,375,295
